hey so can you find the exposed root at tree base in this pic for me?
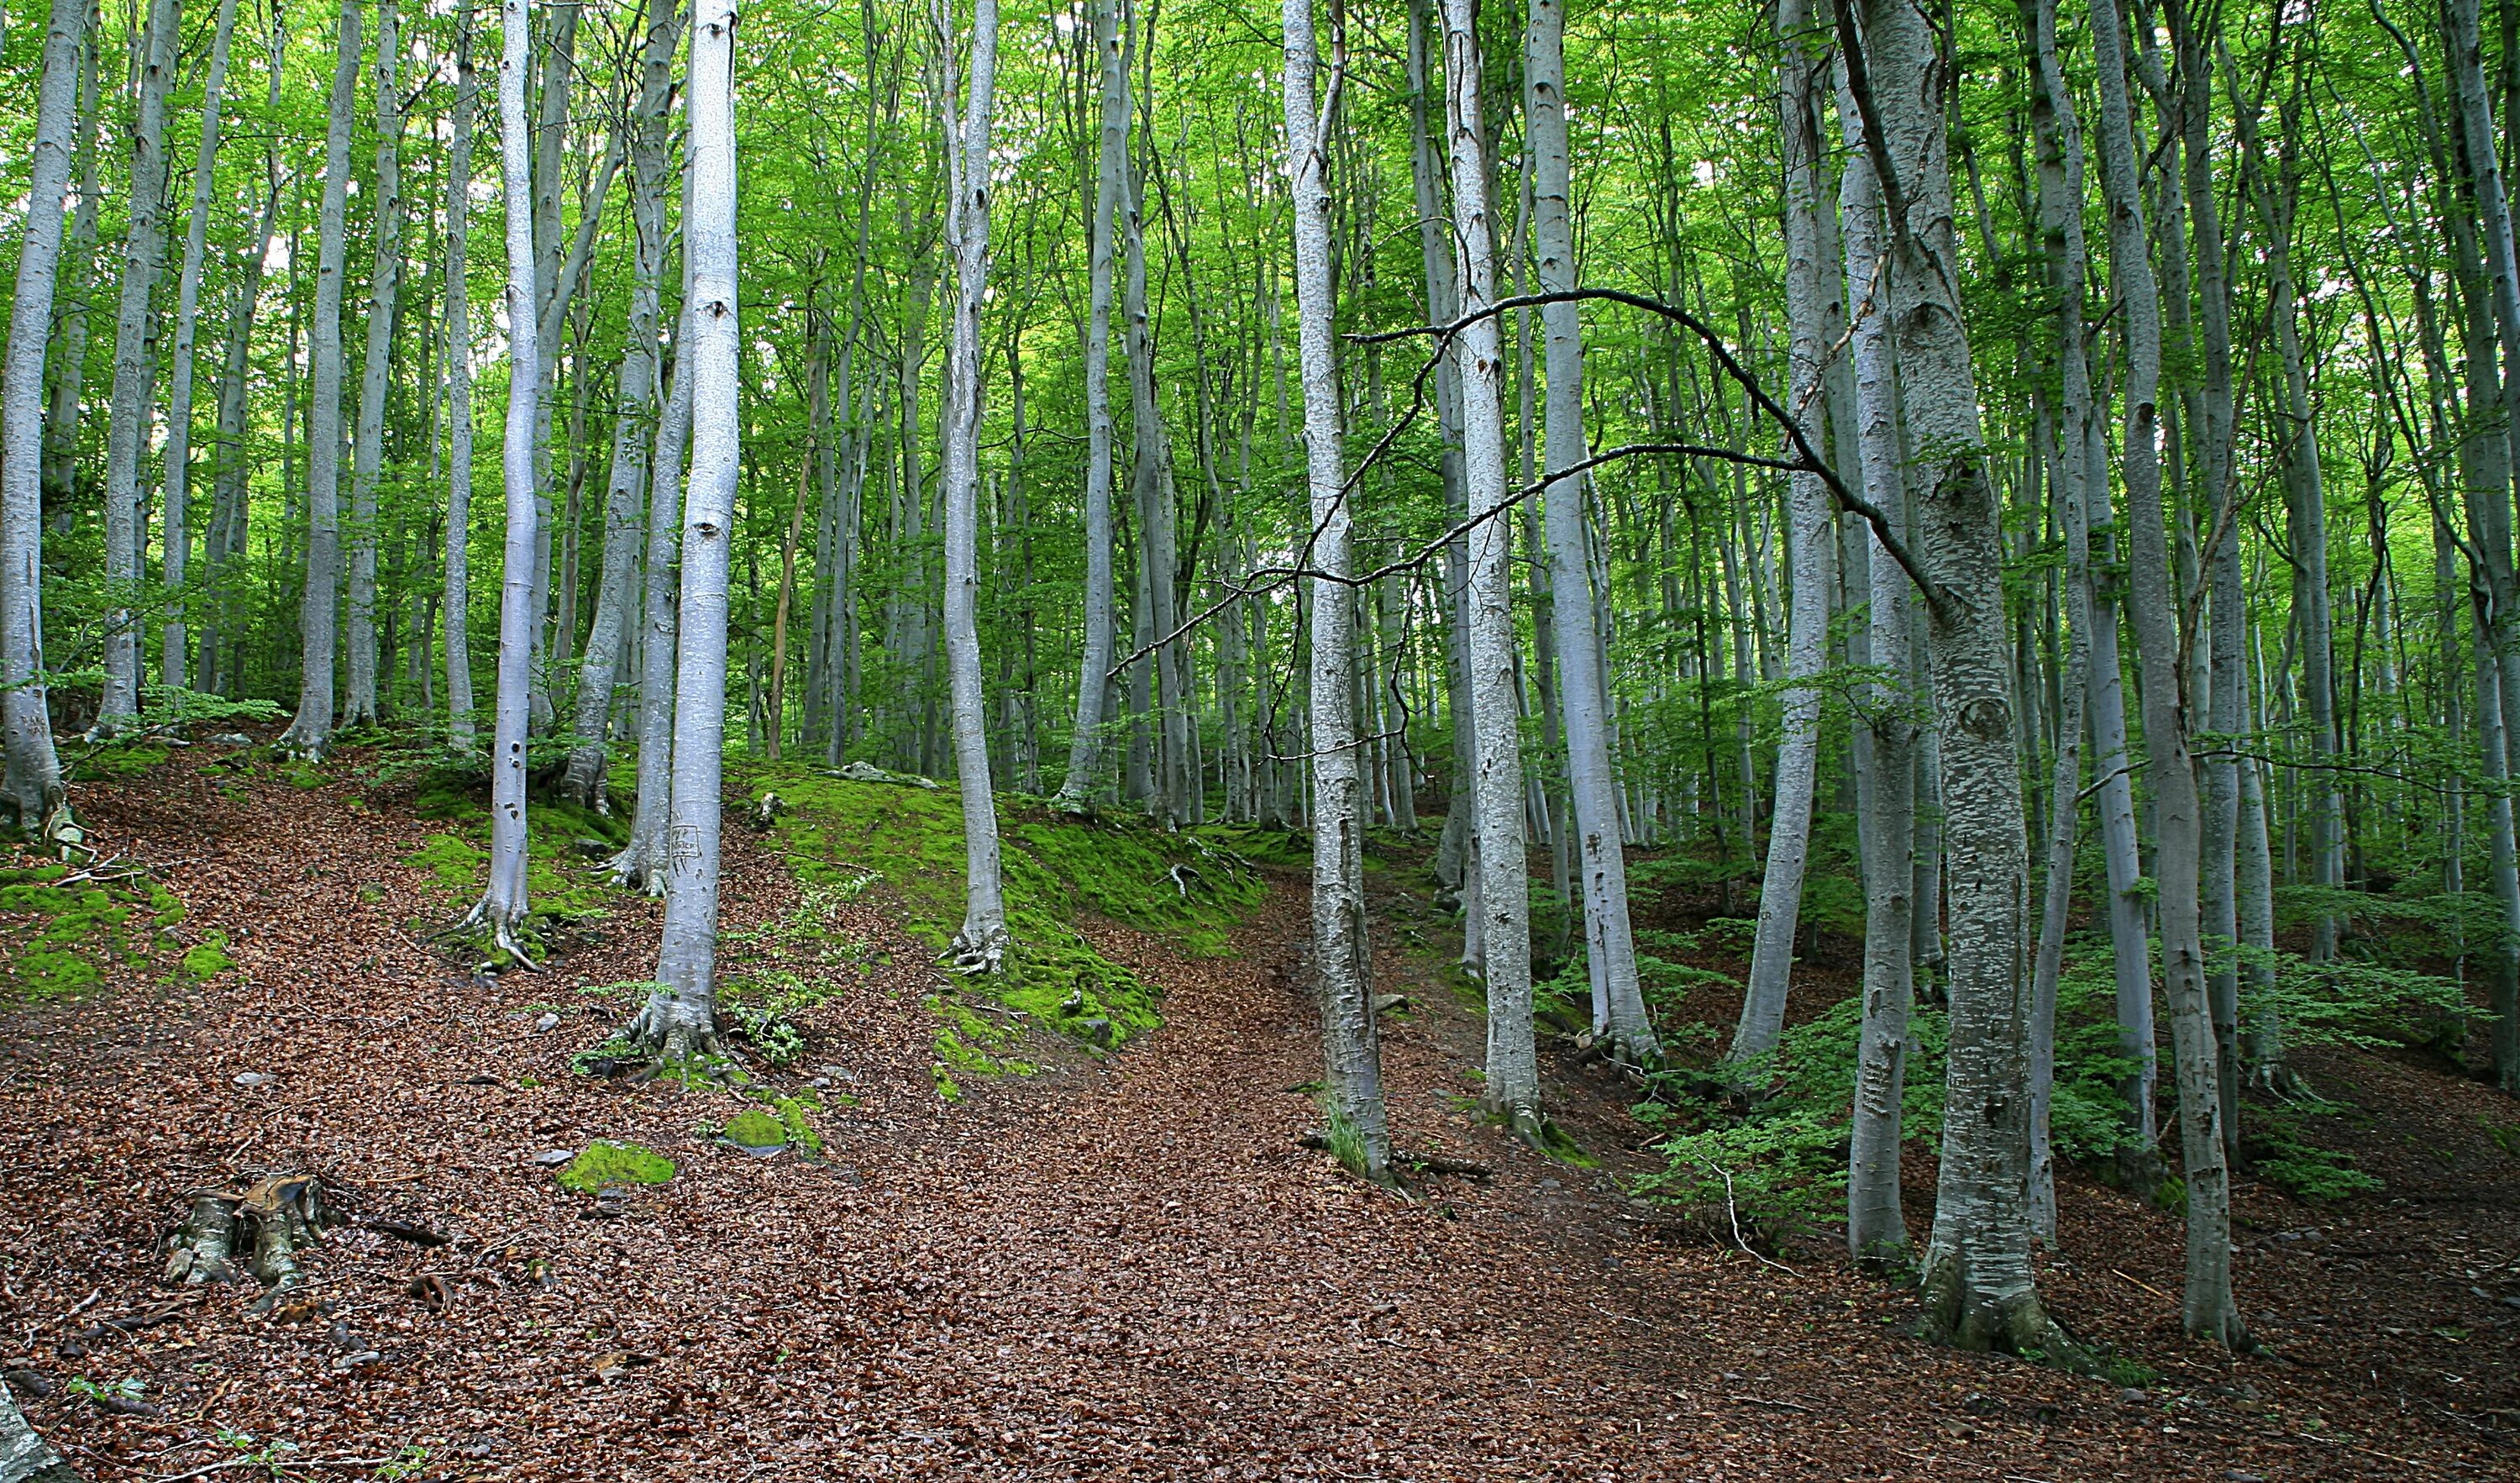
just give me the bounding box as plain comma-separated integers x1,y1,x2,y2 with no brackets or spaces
1916,1265,2097,1374
439,897,539,970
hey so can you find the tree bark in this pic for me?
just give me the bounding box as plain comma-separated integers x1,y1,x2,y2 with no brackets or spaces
277,0,365,760
444,5,481,751
156,0,240,692
0,0,85,833
1846,0,2077,1359
561,3,682,807
343,0,408,726
95,0,179,730
1730,0,1835,1065
942,0,1010,973
1439,0,1539,1141
1525,0,1656,1065
1284,0,1393,1182
638,0,740,1057
454,0,544,965
1833,32,1916,1265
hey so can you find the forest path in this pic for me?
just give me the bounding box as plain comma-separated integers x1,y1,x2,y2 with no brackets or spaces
0,752,2498,1480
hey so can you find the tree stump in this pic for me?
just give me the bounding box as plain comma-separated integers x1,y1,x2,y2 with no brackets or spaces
162,1174,332,1291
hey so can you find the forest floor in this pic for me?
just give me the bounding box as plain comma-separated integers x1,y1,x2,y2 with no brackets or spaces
1,746,2516,1480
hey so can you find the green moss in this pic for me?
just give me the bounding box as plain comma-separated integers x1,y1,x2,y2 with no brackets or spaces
0,858,189,1002
83,743,171,779
722,1109,790,1149
742,762,1267,1076
555,1140,676,1194
181,933,236,981
408,834,486,893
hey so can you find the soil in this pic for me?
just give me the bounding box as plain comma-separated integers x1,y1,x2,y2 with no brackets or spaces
1,749,2513,1480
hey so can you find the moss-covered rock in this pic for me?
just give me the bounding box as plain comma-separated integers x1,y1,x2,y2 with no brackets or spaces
555,1140,676,1193
722,1109,789,1151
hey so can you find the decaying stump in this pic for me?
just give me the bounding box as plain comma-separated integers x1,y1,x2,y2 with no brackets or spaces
162,1174,333,1293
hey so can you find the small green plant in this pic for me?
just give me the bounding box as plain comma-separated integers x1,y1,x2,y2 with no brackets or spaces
66,1375,144,1404
374,1444,432,1481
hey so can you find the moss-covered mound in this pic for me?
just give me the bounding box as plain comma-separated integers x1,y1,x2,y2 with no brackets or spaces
0,855,197,1003
555,1140,676,1193
744,761,1269,1068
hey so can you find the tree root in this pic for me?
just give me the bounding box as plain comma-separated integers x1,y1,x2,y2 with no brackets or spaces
439,897,540,971
624,995,726,1069
603,839,667,897
163,1175,333,1298
1916,1254,2098,1373
948,922,1009,976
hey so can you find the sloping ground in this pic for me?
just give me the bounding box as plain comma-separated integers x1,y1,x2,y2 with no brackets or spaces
0,750,2511,1481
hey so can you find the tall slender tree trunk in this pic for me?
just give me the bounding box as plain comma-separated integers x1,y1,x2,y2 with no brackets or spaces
41,9,101,522
1055,0,1121,812
561,3,682,807
2099,0,2244,1349
1284,0,1392,1183
1847,0,2077,1359
454,0,543,965
1730,0,1835,1065
640,0,739,1057
1833,36,1916,1265
157,0,240,692
1439,0,1538,1142
95,0,179,731
942,0,1009,971
1525,0,1655,1065
0,0,85,834
343,0,407,726
443,7,480,752
278,0,365,760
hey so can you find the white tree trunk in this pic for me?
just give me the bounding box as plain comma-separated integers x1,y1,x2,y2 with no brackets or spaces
562,4,683,808
639,0,741,1060
455,0,542,964
278,0,365,760
1440,0,1539,1140
1851,0,2076,1359
1833,42,1917,1265
157,0,240,692
1525,0,1655,1066
95,0,179,730
2100,0,2244,1348
443,6,480,752
0,0,83,832
1284,0,1393,1182
1057,0,1128,810
344,0,408,727
1730,0,1835,1064
942,0,1009,973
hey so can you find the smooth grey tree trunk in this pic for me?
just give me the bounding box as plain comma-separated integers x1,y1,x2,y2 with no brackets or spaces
443,7,480,751
1851,0,2077,1359
156,0,239,691
610,289,695,895
277,0,365,760
344,0,408,727
453,0,543,965
95,0,178,730
1833,39,1916,1265
638,0,741,1060
560,3,683,808
2097,0,2247,1350
0,0,83,834
1284,0,1392,1182
942,0,1010,973
40,13,100,518
1058,0,1127,809
1730,0,1834,1065
1440,0,1539,1142
1525,0,1655,1066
